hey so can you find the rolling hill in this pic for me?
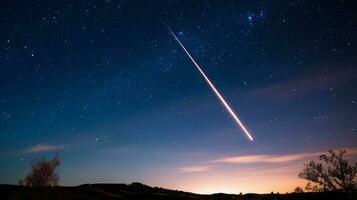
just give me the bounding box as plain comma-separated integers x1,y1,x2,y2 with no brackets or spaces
0,182,356,200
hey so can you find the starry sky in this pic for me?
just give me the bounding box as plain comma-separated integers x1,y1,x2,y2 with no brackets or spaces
1,0,357,194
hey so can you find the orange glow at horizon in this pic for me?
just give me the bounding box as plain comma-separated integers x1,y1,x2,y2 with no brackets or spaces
148,165,308,194
145,147,357,194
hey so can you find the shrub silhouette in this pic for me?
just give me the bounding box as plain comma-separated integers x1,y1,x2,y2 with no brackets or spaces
294,186,304,193
19,154,60,187
299,149,357,192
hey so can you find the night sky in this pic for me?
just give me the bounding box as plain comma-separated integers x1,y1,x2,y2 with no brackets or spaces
1,0,357,194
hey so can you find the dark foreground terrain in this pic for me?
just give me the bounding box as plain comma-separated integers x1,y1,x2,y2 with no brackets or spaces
0,183,356,200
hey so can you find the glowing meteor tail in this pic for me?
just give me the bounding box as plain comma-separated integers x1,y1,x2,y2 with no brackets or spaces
168,27,254,142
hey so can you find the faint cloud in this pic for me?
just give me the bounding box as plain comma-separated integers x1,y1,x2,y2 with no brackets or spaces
178,147,357,173
178,165,212,173
211,152,318,164
253,66,356,100
23,144,64,154
211,147,357,164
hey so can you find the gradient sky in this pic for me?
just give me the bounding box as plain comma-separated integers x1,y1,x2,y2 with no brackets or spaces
1,0,356,194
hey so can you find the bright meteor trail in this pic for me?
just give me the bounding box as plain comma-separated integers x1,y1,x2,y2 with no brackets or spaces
168,27,254,142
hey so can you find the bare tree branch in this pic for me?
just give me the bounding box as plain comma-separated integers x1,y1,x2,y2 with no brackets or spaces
299,149,357,192
19,154,60,187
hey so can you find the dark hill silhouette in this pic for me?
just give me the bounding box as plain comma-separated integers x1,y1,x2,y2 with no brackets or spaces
1,182,356,200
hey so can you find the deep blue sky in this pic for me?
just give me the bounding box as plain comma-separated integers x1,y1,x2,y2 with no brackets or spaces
0,0,356,193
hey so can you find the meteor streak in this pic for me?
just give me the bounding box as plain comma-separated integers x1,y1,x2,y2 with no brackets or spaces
168,27,254,142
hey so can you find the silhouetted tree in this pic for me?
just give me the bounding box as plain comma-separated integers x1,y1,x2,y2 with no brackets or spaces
299,149,357,192
294,186,304,193
19,154,60,187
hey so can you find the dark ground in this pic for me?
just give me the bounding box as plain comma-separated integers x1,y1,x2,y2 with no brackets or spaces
0,183,356,200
